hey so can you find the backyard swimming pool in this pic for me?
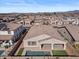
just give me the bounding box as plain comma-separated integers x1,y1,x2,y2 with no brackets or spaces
25,51,51,56
0,50,4,56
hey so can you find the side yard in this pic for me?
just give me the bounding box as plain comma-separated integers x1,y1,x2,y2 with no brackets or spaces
17,48,24,56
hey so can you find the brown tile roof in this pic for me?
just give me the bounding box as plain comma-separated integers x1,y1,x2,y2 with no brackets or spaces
65,24,79,41
6,22,22,30
0,35,13,40
24,25,66,42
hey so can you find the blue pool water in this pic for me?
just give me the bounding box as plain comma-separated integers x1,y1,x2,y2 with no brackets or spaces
25,51,51,56
0,50,4,56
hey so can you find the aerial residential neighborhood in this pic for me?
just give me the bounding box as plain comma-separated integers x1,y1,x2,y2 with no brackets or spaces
0,12,79,59
1,0,79,59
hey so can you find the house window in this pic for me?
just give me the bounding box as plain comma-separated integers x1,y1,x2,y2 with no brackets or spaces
28,41,36,46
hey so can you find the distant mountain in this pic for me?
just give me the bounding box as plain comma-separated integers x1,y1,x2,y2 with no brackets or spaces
68,10,79,13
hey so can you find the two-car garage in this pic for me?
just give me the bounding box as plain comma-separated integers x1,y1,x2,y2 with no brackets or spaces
41,44,65,50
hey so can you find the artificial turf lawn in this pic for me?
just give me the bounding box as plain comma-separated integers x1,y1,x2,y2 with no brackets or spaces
17,48,24,56
52,50,68,56
75,44,79,49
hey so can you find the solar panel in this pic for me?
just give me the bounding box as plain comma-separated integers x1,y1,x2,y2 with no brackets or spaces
0,50,4,56
0,23,8,30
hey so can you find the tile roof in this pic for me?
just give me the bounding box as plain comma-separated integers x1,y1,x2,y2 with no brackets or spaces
24,25,66,42
0,35,12,40
65,24,79,41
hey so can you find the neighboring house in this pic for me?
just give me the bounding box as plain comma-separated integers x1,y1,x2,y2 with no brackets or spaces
17,18,33,27
63,17,76,25
72,19,79,26
65,25,79,43
3,17,15,22
22,19,33,27
34,19,43,25
0,23,25,47
23,25,67,51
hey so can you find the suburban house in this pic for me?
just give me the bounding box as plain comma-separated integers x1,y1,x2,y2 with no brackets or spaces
17,16,33,27
33,19,43,25
0,22,25,48
23,25,67,51
22,18,33,27
72,19,79,26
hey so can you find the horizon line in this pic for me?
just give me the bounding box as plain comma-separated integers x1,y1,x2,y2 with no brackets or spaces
0,10,78,13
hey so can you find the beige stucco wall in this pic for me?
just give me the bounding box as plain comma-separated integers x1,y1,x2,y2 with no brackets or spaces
0,31,14,35
23,38,67,51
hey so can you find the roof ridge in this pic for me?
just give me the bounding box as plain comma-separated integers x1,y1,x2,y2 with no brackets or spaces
38,36,52,42
38,35,66,42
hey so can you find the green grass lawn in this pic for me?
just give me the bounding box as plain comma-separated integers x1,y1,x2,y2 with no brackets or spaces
52,50,68,56
17,48,24,56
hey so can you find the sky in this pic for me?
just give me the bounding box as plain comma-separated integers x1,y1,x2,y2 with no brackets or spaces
0,0,79,13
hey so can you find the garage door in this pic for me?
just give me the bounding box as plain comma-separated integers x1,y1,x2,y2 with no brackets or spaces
53,44,64,50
